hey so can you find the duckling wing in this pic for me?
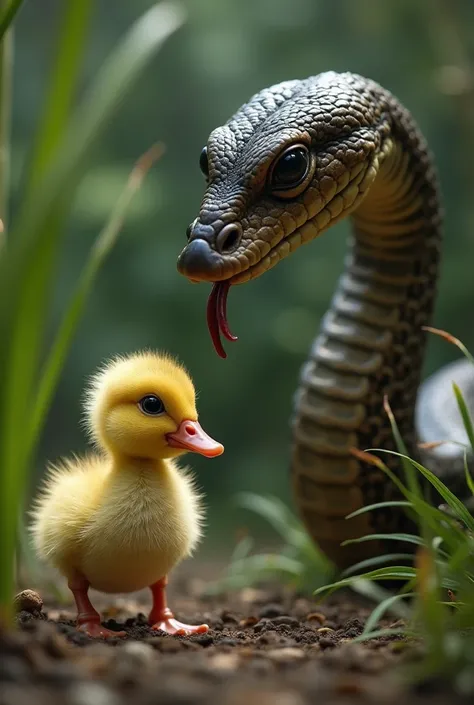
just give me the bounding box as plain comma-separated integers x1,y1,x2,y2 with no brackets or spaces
30,453,109,575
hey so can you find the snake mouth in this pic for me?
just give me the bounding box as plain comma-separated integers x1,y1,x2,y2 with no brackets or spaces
205,225,307,357
198,166,371,357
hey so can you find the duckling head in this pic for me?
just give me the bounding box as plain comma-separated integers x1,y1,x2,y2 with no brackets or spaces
84,351,223,461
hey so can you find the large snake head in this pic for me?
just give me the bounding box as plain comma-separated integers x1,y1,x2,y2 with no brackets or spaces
177,71,390,357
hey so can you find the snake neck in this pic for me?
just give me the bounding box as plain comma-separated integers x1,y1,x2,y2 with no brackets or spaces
350,127,441,436
292,106,442,564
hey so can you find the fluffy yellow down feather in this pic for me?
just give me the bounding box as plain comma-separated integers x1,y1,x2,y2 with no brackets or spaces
30,351,223,637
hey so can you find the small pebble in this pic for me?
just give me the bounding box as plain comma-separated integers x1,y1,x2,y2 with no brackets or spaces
271,616,299,627
119,641,155,666
38,661,81,685
253,620,270,633
194,633,214,647
239,616,259,628
343,617,364,637
220,637,238,646
220,610,240,624
248,658,274,675
14,589,43,614
334,677,366,695
266,647,306,663
208,653,240,673
145,636,183,653
258,603,284,619
0,655,32,682
319,637,336,649
69,681,121,705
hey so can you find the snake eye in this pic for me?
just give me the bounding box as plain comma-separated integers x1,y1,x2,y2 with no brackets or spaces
270,144,310,192
138,395,165,416
199,146,209,178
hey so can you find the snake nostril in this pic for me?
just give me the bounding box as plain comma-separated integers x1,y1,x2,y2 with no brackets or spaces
216,223,242,254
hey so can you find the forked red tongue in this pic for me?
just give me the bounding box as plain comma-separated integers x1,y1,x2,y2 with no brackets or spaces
206,281,238,358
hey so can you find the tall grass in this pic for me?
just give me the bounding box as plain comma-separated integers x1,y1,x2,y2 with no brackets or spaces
0,1,186,625
313,328,474,692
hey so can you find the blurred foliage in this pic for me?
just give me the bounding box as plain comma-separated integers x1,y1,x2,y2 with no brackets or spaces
13,0,474,553
205,493,335,595
0,0,184,614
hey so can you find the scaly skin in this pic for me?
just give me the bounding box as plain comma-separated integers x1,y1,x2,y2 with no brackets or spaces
177,72,465,568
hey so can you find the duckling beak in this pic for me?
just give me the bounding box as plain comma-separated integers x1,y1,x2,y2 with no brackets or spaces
166,420,224,458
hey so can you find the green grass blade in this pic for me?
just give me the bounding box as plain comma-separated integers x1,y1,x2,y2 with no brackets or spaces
25,0,94,192
464,450,474,497
341,553,414,577
3,0,95,479
346,500,412,519
353,449,467,551
314,566,417,599
362,592,414,635
237,492,334,578
349,579,396,605
229,553,305,577
0,23,12,232
452,382,474,455
415,547,445,658
446,540,474,579
28,145,163,456
342,533,424,547
0,0,25,40
237,492,307,547
228,536,254,573
351,449,466,550
383,396,421,498
423,326,474,366
353,628,412,642
370,450,474,534
205,550,304,596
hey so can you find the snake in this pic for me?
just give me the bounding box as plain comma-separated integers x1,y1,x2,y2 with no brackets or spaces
176,72,474,568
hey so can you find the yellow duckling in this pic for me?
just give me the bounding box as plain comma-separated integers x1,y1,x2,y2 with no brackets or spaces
31,351,223,639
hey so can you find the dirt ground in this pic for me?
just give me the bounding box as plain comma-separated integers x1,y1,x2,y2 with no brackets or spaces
1,575,470,705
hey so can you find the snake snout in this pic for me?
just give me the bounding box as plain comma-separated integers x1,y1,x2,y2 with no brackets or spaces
177,238,223,281
178,219,242,281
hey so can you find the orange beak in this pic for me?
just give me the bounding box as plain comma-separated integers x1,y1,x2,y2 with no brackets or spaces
166,419,224,458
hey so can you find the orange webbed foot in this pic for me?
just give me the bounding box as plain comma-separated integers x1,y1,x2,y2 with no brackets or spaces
150,616,209,636
77,621,126,639
149,578,208,636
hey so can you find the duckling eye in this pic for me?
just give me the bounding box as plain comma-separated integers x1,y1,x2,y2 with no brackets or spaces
138,395,165,416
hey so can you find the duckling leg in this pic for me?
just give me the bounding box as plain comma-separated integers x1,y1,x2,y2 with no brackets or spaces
68,573,126,639
149,577,209,636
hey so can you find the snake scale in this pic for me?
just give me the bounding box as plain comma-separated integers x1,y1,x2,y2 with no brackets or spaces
177,72,474,568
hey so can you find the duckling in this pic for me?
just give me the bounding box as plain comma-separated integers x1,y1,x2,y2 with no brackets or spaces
31,351,223,639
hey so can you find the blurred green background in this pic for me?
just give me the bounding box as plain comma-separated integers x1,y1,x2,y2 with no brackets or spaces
15,0,474,555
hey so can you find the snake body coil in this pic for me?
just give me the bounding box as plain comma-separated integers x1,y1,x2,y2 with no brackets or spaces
177,72,473,568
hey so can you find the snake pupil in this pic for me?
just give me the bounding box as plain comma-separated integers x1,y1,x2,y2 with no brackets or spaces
271,146,309,189
199,146,209,178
